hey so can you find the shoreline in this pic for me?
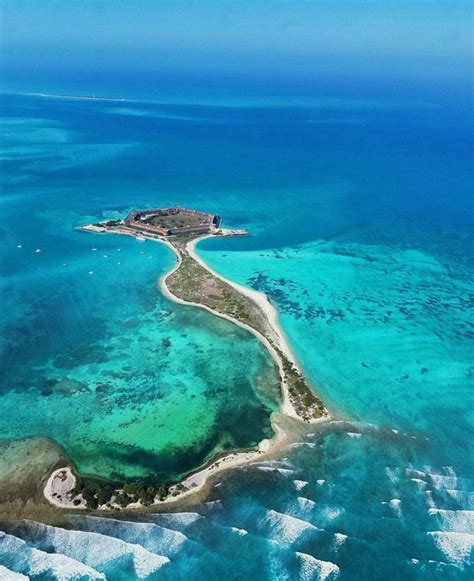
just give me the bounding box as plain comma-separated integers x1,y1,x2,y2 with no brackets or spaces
159,235,300,418
44,226,330,511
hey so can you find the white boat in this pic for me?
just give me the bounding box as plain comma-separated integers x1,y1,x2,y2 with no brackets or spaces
35,248,42,253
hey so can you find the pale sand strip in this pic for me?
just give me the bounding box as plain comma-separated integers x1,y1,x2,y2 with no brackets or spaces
159,235,300,418
44,230,329,510
44,467,85,509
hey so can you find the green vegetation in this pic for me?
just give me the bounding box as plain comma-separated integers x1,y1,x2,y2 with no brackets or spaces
277,349,326,421
166,236,269,339
165,234,327,423
144,210,209,230
75,478,170,510
95,220,121,228
94,224,327,424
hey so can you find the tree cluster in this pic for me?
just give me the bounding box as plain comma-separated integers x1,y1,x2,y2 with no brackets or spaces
76,479,170,510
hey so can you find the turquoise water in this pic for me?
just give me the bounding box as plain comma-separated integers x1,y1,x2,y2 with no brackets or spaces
0,99,282,483
0,89,473,578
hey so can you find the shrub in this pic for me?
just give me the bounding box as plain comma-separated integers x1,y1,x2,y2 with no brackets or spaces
115,492,131,508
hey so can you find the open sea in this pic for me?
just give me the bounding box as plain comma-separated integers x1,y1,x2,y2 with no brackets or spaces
0,77,473,579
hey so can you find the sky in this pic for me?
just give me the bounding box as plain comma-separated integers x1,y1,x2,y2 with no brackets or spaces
0,1,472,95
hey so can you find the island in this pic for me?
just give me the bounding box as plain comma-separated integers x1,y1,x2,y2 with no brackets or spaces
44,206,329,511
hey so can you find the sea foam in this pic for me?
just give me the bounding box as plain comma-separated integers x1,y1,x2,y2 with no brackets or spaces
4,522,169,579
296,551,340,580
0,565,29,580
260,509,319,545
428,531,474,565
0,532,106,580
428,509,474,533
297,497,317,511
70,515,188,557
294,479,309,491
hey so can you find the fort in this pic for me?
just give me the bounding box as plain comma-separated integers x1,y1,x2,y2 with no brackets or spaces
124,206,222,236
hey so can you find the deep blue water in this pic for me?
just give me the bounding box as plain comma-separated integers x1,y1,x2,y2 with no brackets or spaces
0,82,473,579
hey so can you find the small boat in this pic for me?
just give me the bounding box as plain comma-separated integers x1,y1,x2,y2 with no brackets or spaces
35,248,42,253
88,270,94,275
17,244,22,249
117,248,122,252
117,261,122,265
62,263,68,267
91,247,98,252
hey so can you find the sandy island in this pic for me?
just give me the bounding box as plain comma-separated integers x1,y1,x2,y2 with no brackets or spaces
44,221,330,511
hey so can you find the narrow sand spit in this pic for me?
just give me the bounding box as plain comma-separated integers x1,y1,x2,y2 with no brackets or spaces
45,229,330,510
159,235,303,418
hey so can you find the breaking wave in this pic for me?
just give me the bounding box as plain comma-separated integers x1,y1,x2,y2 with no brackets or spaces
295,551,340,580
428,531,474,565
2,521,170,579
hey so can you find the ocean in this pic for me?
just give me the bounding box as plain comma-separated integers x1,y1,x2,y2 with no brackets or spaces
0,79,472,579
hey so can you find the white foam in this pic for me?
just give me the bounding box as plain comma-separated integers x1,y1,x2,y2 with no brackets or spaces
446,489,474,507
389,498,402,516
385,467,399,484
0,565,28,580
261,509,319,545
205,500,222,510
294,480,309,491
333,533,348,550
320,506,345,522
423,466,469,490
297,497,317,511
425,491,436,508
152,512,204,527
254,460,293,469
29,549,107,581
286,442,316,450
428,509,474,533
405,469,427,480
276,468,296,476
230,527,248,536
429,474,459,489
428,531,474,565
256,466,295,476
77,515,188,556
12,522,170,579
410,478,427,487
0,532,106,580
296,551,340,580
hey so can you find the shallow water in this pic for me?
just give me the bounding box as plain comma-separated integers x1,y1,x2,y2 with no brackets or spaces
0,88,472,578
0,97,282,483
